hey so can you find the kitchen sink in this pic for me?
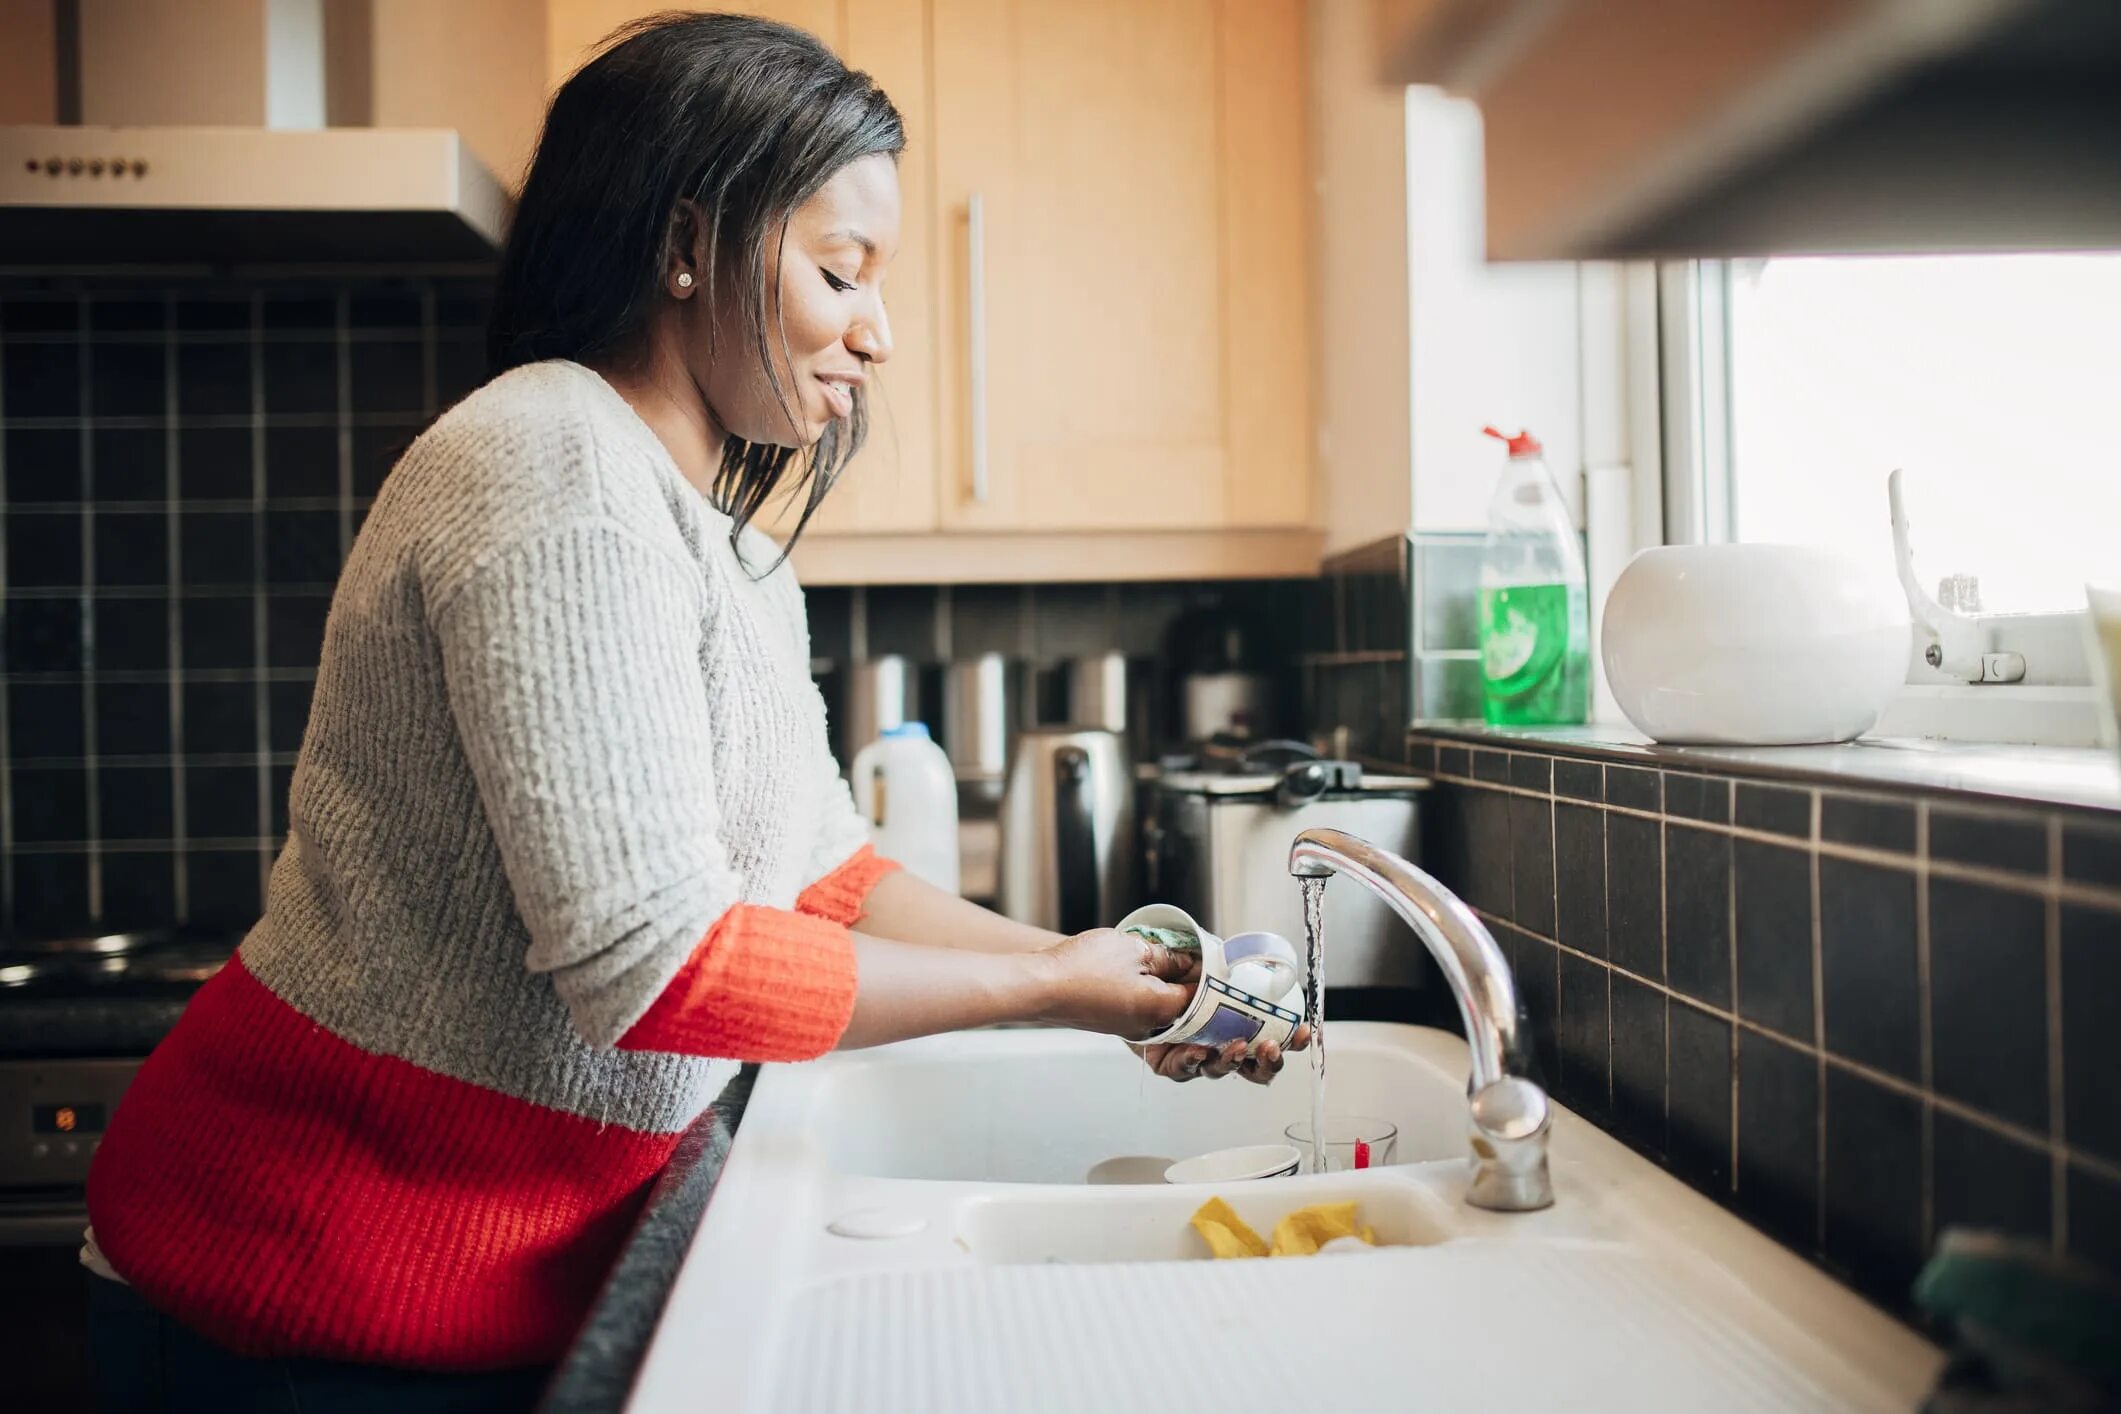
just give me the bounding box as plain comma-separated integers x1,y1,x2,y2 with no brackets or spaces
629,1024,1942,1412
957,1167,1468,1263
811,1025,1472,1184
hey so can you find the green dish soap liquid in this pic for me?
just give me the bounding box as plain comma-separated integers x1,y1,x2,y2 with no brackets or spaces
1479,427,1589,726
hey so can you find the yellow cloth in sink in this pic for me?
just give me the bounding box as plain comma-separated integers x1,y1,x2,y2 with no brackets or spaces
1189,1198,1376,1258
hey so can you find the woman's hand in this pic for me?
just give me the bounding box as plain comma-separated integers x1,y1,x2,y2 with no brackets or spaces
1135,1025,1314,1087
1032,929,1196,1040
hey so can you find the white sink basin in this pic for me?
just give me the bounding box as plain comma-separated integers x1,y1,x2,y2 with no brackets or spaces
813,1025,1472,1183
630,1024,1941,1413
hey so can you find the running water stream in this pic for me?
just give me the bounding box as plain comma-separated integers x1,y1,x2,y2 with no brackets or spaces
1300,875,1327,1175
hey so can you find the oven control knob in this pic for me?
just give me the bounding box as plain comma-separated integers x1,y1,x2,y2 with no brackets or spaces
32,1141,48,1159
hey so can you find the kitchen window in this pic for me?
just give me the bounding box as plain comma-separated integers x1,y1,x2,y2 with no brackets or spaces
1646,251,2119,745
1727,252,2121,612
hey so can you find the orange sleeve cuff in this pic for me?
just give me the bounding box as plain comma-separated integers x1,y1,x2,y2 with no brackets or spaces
795,845,902,928
616,904,858,1062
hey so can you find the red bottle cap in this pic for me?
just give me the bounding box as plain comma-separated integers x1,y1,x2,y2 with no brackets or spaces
1483,426,1543,458
1354,1140,1371,1170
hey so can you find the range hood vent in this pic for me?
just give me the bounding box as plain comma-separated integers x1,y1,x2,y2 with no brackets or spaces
0,0,511,266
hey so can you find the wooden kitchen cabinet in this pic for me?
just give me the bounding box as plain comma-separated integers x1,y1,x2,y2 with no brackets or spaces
542,0,1318,575
929,0,1313,534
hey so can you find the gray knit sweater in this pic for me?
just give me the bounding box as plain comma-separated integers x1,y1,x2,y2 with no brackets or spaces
241,359,873,1130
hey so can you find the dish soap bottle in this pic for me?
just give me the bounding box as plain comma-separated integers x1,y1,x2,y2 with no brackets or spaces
1478,426,1589,725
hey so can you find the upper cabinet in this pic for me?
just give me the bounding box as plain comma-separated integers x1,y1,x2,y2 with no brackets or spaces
929,0,1312,534
1378,0,2121,260
546,0,1317,566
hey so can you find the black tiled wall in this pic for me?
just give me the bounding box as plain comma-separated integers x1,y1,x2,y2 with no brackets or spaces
1,275,490,940
800,579,1311,765
2,275,1311,940
1410,731,2121,1312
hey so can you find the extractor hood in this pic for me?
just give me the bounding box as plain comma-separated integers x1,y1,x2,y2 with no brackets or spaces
1377,0,2121,260
0,0,511,265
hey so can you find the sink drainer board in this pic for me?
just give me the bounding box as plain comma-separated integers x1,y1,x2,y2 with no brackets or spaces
959,1173,1460,1263
627,1025,1941,1412
768,1247,1844,1414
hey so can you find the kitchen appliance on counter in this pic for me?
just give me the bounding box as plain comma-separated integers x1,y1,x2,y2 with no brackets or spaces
943,653,1015,789
1142,741,1428,989
1163,601,1280,745
0,929,237,1244
844,654,917,763
999,727,1136,934
1068,651,1157,762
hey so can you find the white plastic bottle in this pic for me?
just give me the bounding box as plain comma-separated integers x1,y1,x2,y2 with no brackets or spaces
851,722,961,894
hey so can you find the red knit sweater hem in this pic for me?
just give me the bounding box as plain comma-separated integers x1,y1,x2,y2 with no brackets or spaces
86,957,680,1370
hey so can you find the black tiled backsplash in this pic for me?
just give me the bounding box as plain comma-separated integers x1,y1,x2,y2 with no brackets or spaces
1409,729,2121,1313
0,275,484,939
799,578,1309,766
4,276,1314,940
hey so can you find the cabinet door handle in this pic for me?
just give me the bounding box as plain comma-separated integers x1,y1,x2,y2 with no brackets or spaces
966,191,989,505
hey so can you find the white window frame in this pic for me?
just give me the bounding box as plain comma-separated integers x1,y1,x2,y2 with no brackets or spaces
1630,258,2101,748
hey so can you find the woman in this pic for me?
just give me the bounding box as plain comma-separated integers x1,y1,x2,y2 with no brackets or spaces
82,13,1302,1409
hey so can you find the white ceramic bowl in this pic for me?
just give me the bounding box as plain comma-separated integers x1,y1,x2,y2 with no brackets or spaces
1162,1144,1303,1185
1601,544,1909,745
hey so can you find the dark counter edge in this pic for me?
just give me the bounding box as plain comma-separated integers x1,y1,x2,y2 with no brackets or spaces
1408,721,2121,818
541,1064,759,1414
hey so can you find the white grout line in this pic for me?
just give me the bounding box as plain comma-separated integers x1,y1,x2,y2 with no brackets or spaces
419,284,438,421
2047,812,2068,1257
1915,800,1935,1252
0,297,13,926
164,292,188,922
1725,786,1743,1188
4,326,436,346
77,300,102,922
6,411,433,431
1812,788,1828,1252
335,293,354,564
249,290,273,903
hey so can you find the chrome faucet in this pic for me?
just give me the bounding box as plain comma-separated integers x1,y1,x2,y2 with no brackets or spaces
1289,826,1554,1212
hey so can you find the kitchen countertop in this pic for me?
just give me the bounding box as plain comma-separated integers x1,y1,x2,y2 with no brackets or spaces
1410,720,2121,815
540,1066,757,1414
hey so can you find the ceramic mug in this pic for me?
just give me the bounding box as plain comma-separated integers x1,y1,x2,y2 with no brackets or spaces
1115,904,1304,1051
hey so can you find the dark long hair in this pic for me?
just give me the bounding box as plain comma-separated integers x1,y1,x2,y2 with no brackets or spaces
489,12,904,565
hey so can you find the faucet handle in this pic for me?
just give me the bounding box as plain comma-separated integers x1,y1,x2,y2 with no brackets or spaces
1466,1076,1555,1212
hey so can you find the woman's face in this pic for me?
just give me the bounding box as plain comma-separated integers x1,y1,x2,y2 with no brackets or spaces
685,153,901,449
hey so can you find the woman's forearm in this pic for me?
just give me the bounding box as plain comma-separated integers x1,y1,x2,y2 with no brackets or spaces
856,867,1064,954
837,930,1053,1048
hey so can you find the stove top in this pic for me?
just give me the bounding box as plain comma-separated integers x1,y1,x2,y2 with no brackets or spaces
0,929,240,1060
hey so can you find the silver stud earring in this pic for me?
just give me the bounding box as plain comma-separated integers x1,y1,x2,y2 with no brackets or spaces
675,272,694,290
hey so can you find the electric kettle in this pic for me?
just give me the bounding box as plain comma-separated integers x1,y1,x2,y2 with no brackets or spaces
999,727,1135,935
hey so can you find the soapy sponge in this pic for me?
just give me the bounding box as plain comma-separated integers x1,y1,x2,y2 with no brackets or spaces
1125,924,1201,953
1188,1198,1378,1258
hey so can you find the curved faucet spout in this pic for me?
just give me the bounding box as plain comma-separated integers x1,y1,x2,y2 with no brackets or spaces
1289,826,1555,1212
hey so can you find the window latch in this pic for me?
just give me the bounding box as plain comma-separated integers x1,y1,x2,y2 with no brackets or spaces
1888,469,2026,685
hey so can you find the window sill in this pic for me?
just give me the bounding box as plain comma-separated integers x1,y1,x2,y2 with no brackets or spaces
1408,719,2121,817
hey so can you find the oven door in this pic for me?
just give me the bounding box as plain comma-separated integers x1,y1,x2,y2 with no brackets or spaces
0,1058,136,1216
0,1195,90,1247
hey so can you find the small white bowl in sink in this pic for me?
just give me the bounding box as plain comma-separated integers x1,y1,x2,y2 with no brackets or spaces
1163,1144,1303,1185
1601,543,1909,745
